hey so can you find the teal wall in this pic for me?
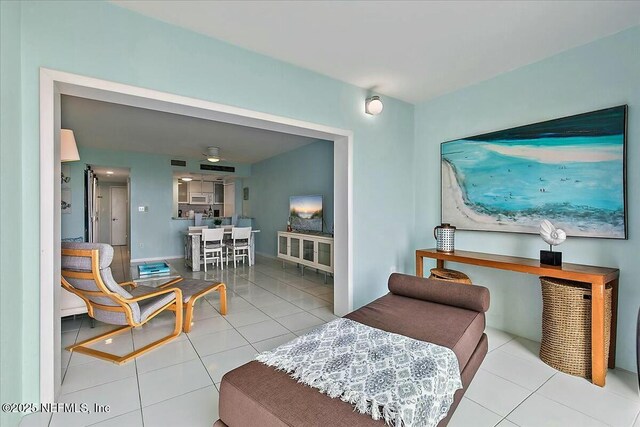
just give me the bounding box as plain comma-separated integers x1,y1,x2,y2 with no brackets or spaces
61,146,250,259
414,26,640,372
3,1,415,413
246,140,334,256
0,2,23,426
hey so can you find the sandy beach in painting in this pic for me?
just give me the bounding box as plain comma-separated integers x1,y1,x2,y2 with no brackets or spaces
483,143,623,163
441,161,623,238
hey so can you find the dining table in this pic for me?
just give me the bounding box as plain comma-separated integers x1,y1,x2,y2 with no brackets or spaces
183,229,260,271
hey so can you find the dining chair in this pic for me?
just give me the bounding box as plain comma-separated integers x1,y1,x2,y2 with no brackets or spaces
227,227,252,268
222,224,235,248
61,242,183,364
202,228,225,272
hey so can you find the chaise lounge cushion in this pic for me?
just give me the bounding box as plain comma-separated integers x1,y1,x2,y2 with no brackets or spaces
345,293,485,368
344,273,487,368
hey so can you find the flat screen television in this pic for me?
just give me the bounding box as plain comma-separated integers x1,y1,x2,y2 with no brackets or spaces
289,195,323,232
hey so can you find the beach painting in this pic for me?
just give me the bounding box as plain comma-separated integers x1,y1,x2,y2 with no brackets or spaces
441,106,627,239
290,195,323,232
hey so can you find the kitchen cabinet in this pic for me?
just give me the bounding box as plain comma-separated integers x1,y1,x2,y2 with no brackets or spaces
224,183,235,216
188,181,202,194
178,181,188,203
189,180,216,197
202,181,214,193
214,182,224,204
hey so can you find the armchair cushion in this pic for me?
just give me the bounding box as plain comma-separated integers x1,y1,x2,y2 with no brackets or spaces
132,285,178,322
62,242,143,324
61,242,114,270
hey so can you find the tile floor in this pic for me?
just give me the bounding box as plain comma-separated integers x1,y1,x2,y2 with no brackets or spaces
21,253,639,427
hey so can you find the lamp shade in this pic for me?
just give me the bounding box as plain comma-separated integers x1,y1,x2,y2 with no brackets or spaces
365,96,383,115
61,129,80,162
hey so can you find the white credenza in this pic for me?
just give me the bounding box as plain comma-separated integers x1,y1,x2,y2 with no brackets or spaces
277,231,334,274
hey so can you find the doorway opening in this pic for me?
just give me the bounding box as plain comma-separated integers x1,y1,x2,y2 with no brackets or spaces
40,68,352,403
89,166,131,247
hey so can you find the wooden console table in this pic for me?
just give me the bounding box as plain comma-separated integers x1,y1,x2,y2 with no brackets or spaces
416,248,619,387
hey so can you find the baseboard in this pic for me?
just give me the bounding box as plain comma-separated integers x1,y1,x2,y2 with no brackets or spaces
130,255,183,263
255,251,278,261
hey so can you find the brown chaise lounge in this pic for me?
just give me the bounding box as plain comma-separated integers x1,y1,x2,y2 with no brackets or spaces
214,273,490,427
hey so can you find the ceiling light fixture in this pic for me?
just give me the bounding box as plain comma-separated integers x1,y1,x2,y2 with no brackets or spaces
206,146,221,163
181,176,193,182
365,95,384,115
106,171,114,175
61,129,80,162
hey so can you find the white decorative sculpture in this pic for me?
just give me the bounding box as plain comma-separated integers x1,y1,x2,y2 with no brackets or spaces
539,220,566,266
540,220,567,247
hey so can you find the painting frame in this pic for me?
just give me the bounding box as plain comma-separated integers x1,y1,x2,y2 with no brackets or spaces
440,105,628,240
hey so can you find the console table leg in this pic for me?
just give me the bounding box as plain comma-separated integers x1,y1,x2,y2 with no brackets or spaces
608,278,619,369
591,279,606,387
416,254,424,277
437,259,445,269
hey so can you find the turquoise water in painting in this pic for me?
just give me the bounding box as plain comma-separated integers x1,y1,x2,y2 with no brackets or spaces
442,135,625,234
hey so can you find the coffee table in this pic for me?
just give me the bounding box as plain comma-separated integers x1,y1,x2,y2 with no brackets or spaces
128,262,227,332
130,262,182,288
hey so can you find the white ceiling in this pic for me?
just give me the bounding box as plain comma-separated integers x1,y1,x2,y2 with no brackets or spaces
61,96,318,163
111,1,640,103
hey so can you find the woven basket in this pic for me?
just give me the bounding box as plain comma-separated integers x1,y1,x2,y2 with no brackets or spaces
539,277,612,379
429,268,472,285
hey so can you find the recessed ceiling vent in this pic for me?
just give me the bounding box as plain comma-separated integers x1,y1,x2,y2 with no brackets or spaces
171,159,187,167
200,164,235,173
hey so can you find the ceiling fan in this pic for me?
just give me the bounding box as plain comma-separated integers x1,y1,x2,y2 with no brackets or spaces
202,146,225,163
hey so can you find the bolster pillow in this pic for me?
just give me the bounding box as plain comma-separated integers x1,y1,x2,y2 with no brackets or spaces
388,273,490,313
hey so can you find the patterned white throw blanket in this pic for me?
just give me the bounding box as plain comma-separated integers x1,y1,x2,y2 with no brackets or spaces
256,318,462,427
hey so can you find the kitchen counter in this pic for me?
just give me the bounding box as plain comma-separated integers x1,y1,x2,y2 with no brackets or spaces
171,217,232,222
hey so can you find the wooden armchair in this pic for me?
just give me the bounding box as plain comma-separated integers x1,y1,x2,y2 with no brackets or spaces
61,243,183,364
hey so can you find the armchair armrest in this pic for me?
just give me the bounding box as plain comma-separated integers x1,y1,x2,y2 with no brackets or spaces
120,281,137,289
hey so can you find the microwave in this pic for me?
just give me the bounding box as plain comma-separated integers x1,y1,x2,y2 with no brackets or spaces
189,193,212,205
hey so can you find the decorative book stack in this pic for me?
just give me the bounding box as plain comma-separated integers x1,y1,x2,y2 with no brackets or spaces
138,262,170,277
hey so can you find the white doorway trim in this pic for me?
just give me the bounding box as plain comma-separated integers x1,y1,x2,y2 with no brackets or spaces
39,68,353,403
